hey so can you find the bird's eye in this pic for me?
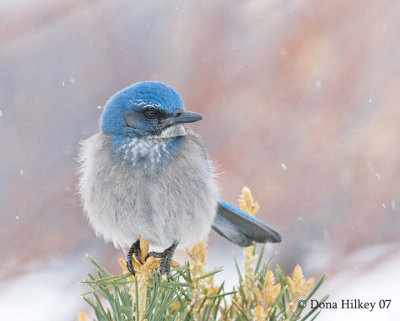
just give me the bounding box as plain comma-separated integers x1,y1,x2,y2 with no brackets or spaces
144,108,158,120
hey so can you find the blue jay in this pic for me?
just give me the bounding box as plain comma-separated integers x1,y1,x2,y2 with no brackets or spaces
78,81,281,278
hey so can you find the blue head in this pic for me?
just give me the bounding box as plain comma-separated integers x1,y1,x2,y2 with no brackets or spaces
100,81,202,137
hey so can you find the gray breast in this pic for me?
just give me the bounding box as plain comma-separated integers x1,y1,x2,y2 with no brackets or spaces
78,131,219,249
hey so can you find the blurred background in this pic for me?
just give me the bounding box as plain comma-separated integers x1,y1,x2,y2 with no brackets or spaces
1,0,400,320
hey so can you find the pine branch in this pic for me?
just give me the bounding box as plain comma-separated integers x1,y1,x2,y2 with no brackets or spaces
79,187,328,321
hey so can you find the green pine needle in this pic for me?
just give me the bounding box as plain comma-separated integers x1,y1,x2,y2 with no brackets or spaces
80,250,328,321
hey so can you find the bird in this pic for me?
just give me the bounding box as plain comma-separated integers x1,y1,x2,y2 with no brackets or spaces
78,81,281,279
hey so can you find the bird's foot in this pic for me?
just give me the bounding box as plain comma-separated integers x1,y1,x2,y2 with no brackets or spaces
126,239,141,275
145,242,178,280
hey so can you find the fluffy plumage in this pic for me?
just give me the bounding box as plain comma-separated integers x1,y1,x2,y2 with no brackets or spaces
79,128,218,250
78,81,280,265
78,82,219,252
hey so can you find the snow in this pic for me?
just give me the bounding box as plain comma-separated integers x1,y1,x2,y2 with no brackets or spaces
317,249,400,321
0,258,86,321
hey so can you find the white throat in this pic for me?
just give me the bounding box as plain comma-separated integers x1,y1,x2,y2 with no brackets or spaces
157,124,187,138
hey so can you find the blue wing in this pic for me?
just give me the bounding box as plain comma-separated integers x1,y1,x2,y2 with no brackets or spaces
212,200,282,247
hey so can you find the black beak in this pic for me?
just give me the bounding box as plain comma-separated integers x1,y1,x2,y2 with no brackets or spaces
169,110,203,124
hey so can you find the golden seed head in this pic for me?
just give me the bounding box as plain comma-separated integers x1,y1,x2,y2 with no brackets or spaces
78,311,89,321
118,258,129,274
139,238,150,263
170,300,181,310
286,264,315,298
293,264,304,284
252,270,282,309
264,270,275,288
254,304,267,321
187,239,206,264
171,260,180,268
238,186,259,216
253,285,263,303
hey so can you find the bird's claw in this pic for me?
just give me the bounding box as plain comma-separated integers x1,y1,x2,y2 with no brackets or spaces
126,239,141,276
145,251,163,260
159,255,172,280
146,243,178,280
159,242,178,280
126,240,178,280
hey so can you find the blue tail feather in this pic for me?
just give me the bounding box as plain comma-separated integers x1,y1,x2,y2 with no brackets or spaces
212,200,282,247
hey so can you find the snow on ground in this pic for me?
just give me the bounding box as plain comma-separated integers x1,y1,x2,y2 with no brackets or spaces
316,246,400,321
0,256,87,321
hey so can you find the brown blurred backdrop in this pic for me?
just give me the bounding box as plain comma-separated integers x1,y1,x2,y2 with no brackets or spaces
1,0,400,319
